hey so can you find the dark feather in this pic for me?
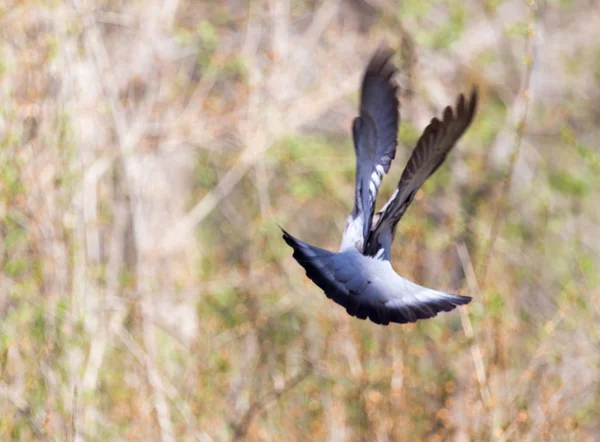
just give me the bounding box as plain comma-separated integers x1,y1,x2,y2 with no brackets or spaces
351,46,400,244
365,88,478,256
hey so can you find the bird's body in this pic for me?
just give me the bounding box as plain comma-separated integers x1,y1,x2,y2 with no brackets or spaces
282,46,478,326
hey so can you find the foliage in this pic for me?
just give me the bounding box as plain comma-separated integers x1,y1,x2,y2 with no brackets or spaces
0,0,599,440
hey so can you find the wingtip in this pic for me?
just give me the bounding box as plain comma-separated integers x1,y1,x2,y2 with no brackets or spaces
278,224,294,245
452,86,478,124
373,42,395,62
365,44,397,80
277,223,286,236
443,105,454,122
452,294,473,305
469,86,479,114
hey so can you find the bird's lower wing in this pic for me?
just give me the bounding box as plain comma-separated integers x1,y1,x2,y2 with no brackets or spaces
282,228,354,311
282,228,471,326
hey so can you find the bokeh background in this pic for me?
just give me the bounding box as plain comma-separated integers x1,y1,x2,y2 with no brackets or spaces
1,0,599,440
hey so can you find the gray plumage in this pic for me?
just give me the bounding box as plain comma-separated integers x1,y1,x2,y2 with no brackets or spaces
282,46,478,326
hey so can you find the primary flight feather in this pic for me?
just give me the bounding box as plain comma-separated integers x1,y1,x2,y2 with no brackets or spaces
282,46,478,326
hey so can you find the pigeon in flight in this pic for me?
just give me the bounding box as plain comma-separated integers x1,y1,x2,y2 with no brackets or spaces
282,47,478,325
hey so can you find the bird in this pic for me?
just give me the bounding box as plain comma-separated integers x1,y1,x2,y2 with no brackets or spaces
281,46,478,326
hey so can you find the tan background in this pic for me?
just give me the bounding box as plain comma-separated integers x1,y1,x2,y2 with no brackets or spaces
1,0,599,440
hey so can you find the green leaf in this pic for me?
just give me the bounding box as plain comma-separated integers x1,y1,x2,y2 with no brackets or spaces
548,171,589,197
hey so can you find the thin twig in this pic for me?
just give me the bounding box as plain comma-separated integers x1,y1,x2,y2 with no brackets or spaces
480,7,537,283
71,385,78,442
231,363,313,441
456,242,491,407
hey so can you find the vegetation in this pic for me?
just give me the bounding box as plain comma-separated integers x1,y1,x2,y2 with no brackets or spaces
0,0,598,440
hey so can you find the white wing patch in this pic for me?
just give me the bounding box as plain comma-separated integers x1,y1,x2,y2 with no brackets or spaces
368,166,386,203
372,188,399,227
371,170,382,187
369,181,377,201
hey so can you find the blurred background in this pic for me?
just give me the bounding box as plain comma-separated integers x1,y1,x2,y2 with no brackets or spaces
1,0,599,440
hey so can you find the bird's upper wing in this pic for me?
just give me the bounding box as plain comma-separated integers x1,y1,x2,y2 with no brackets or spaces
342,47,400,251
282,228,470,326
364,89,478,257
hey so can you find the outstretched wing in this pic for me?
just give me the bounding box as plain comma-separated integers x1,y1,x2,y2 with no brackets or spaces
282,228,471,326
282,228,354,312
365,89,478,258
341,47,400,252
378,282,471,326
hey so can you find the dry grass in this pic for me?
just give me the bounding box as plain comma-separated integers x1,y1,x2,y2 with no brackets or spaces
1,0,599,440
